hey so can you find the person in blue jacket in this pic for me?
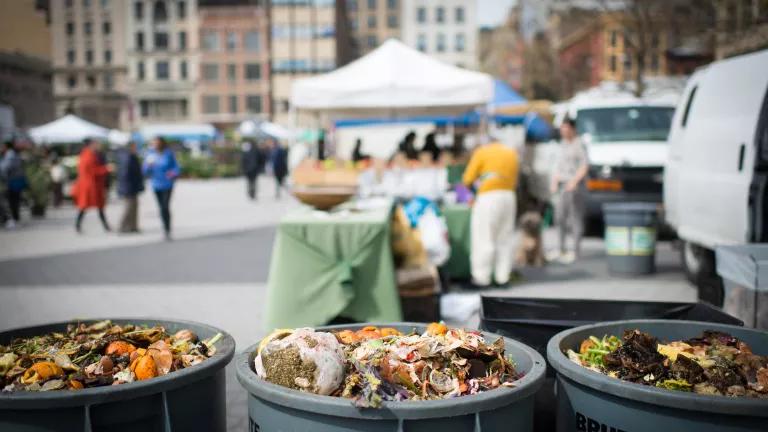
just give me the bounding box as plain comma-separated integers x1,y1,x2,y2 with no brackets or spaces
143,137,179,240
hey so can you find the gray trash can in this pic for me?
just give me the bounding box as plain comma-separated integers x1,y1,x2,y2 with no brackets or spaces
547,319,768,432
236,322,546,432
602,203,658,275
0,318,235,432
716,244,768,329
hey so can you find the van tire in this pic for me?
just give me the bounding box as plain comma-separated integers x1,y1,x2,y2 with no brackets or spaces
681,241,724,307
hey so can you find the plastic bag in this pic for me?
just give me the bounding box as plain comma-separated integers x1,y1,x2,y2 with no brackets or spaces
417,207,451,266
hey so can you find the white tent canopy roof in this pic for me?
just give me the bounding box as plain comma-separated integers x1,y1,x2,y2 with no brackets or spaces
291,39,494,111
29,114,110,144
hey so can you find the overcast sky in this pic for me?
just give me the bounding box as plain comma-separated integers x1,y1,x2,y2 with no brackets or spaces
477,0,517,28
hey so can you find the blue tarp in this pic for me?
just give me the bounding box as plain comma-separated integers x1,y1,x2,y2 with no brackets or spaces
492,79,526,107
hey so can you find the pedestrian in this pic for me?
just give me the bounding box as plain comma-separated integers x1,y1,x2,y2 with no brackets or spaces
241,140,264,200
116,142,144,233
269,139,288,199
462,137,520,287
73,138,112,233
422,132,441,163
49,153,67,208
548,117,589,264
1,141,27,229
398,131,419,160
351,138,370,163
143,137,179,240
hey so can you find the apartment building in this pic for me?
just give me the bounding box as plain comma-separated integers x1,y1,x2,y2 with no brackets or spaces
198,2,271,128
49,0,129,129
347,0,402,55
401,0,477,69
270,0,355,124
126,0,200,126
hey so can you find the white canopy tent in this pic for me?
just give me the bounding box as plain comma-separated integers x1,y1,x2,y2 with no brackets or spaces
29,114,110,145
290,39,494,115
237,120,297,140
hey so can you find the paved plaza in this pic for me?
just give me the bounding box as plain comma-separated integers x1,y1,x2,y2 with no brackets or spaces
0,177,697,431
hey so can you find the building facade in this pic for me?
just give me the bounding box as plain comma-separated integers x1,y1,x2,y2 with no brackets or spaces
401,0,477,69
478,7,525,91
346,0,401,55
270,0,355,124
49,0,129,129
126,0,200,126
714,0,768,59
198,2,271,129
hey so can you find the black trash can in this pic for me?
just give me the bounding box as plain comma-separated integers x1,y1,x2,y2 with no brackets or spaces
0,318,235,432
480,297,742,432
602,202,658,275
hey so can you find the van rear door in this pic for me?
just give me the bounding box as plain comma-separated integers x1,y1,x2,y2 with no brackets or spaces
749,87,768,242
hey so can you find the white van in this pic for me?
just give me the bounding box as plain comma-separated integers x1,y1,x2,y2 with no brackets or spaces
664,49,768,305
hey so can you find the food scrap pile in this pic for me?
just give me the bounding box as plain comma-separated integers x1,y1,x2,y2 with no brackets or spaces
1,320,221,393
255,323,521,407
567,329,768,398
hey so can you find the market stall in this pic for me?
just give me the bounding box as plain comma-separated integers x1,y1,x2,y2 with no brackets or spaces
28,114,110,145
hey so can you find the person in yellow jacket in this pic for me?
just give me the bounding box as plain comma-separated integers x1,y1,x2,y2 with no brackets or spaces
462,138,520,287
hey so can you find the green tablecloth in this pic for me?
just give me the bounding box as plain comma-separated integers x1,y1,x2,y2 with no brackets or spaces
446,164,467,185
265,201,403,329
442,203,472,280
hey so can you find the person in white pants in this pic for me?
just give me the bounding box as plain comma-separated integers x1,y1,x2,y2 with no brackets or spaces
463,139,520,287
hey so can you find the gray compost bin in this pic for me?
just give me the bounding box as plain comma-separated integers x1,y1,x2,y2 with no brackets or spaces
236,322,546,432
716,244,768,329
547,319,768,432
602,203,658,275
0,318,235,432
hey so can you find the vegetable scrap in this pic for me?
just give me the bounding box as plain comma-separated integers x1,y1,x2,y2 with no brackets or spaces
567,329,768,398
254,324,521,408
1,321,221,393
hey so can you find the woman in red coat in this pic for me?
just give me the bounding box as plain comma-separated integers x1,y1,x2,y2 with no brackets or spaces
73,139,112,233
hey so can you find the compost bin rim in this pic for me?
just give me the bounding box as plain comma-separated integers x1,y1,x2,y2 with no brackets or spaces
236,322,546,420
0,317,235,410
546,319,768,417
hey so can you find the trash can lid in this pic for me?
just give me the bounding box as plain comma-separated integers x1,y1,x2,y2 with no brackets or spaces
602,202,659,213
716,244,768,291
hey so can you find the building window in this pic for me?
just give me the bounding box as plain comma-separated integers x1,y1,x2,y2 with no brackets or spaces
387,14,397,28
65,0,73,8
177,1,186,19
203,31,220,51
67,50,76,64
66,22,74,36
244,31,260,51
136,32,145,50
245,63,260,80
104,50,112,64
246,95,262,113
623,53,632,72
347,0,357,11
609,55,616,72
154,32,169,50
650,53,659,72
226,32,237,51
156,61,170,80
417,7,426,23
85,50,93,64
140,100,149,118
84,22,92,35
227,63,236,82
455,6,464,23
610,30,617,47
367,0,376,9
387,0,396,9
178,31,187,50
229,95,238,113
134,1,143,20
104,72,113,90
455,33,465,52
83,0,91,7
417,33,427,51
67,75,77,89
138,61,145,80
86,75,96,89
153,1,168,22
180,60,187,79
100,0,109,8
436,33,445,52
203,63,219,81
367,35,378,48
368,15,377,28
103,21,111,35
436,7,444,23
203,96,220,114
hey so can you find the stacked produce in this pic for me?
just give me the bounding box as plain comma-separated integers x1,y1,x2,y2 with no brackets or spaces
254,324,521,407
1,320,221,392
567,329,768,398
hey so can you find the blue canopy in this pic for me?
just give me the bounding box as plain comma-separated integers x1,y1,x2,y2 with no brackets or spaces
491,79,526,108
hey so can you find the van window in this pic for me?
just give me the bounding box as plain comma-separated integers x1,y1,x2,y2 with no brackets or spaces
576,107,674,143
681,85,698,128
